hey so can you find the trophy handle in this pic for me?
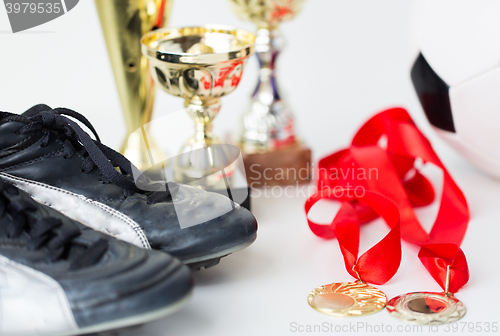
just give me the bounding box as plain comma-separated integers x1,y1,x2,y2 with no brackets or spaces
95,0,173,171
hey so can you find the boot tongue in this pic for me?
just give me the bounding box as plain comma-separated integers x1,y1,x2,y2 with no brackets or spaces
22,104,52,117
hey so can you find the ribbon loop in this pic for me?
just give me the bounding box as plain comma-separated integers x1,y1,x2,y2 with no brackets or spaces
419,244,469,293
305,190,401,285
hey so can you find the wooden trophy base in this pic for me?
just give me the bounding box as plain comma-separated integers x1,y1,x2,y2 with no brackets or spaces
242,145,312,187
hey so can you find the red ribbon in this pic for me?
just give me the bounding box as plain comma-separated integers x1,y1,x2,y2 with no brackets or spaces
305,190,401,285
419,244,469,294
306,108,470,292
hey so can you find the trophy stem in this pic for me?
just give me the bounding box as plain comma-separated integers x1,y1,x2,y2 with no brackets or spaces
254,28,281,98
184,98,222,147
174,99,233,188
241,28,297,153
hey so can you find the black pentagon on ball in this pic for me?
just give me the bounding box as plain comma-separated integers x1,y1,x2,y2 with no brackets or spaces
411,53,456,133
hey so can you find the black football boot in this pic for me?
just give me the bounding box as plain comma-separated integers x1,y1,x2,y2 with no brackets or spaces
0,105,257,270
0,180,192,335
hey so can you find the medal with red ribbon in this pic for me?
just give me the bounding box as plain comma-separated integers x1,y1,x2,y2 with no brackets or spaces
306,190,401,317
305,108,469,323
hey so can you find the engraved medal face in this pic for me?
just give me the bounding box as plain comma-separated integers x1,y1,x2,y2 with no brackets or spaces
387,292,466,325
308,282,387,317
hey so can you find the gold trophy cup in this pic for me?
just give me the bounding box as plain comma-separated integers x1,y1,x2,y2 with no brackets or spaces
95,0,173,171
228,0,311,187
141,26,255,189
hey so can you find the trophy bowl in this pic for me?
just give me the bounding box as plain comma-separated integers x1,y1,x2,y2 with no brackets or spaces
228,0,306,29
141,25,255,187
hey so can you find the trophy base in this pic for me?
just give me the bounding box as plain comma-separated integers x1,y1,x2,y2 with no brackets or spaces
243,145,312,187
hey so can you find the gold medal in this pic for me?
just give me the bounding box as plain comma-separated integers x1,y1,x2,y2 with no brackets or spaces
387,266,466,324
308,281,387,317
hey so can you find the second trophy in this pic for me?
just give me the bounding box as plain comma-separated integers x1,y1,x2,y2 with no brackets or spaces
141,25,255,189
228,0,311,187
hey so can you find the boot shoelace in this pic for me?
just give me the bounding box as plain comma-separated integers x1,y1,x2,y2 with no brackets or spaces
12,107,177,204
0,181,108,270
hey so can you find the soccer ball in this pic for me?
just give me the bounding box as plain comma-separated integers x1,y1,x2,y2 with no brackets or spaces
410,0,500,178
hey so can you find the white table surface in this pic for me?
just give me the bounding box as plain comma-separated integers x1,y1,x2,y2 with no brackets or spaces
1,1,500,335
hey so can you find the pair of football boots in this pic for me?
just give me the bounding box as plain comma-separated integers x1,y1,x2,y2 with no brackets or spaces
0,105,257,335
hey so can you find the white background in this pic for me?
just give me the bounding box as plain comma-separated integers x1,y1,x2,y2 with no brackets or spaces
1,1,499,336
